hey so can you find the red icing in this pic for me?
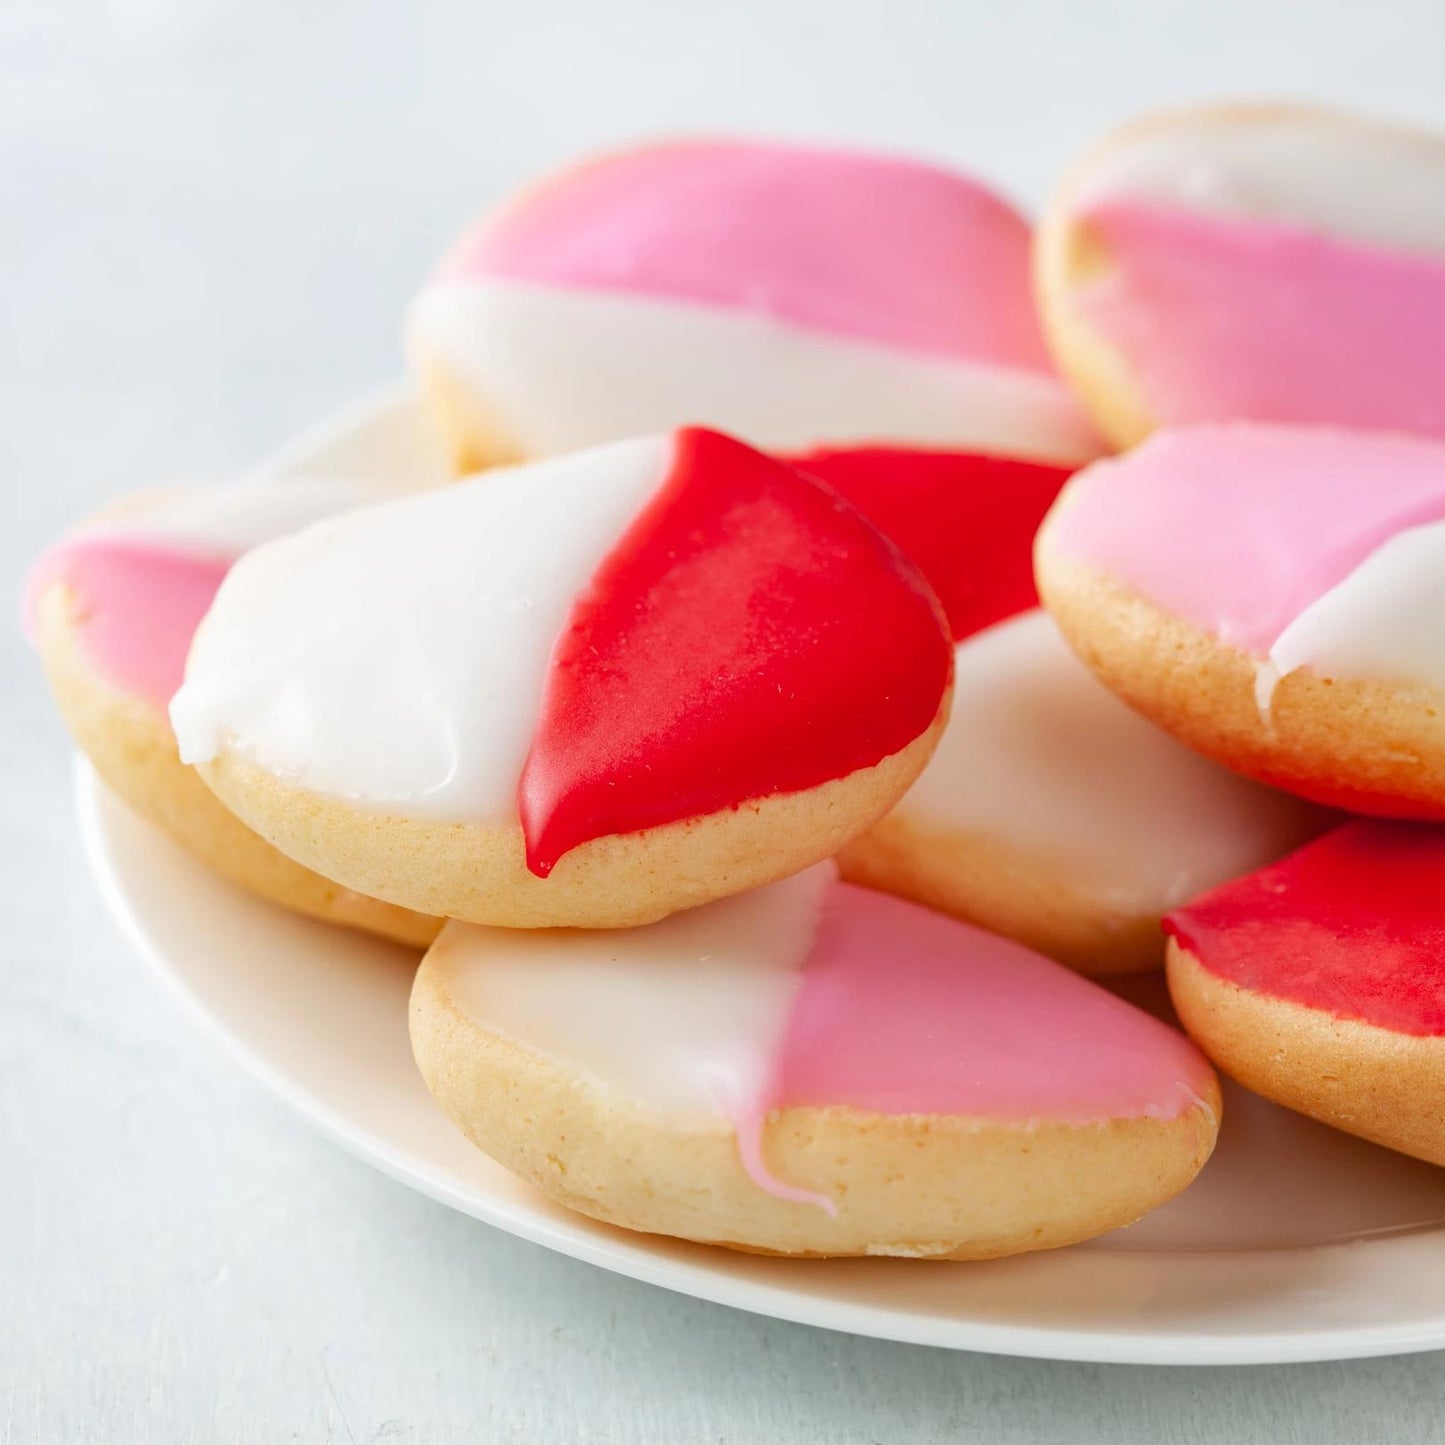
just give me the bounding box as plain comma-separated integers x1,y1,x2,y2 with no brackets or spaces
1165,821,1445,1036
787,447,1073,641
517,428,953,877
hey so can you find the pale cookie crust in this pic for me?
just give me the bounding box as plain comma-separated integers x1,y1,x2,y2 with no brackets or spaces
194,695,951,930
1168,941,1445,1166
837,813,1167,977
35,585,441,949
1037,559,1445,818
411,953,1222,1258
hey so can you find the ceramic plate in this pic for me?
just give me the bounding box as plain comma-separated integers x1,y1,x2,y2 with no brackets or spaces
76,391,1445,1365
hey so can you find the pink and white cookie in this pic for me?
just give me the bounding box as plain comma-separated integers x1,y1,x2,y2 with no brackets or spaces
406,138,1102,470
1037,104,1445,447
27,479,440,947
171,429,954,929
793,448,1328,974
413,862,1220,1257
1167,821,1445,1167
1037,424,1445,818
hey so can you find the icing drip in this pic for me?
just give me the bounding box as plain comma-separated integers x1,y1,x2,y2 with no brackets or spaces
434,869,1214,1211
518,428,952,875
787,447,1072,641
1166,821,1445,1035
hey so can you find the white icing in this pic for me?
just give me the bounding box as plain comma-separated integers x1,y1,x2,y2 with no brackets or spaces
430,863,832,1120
170,435,671,820
407,279,1101,465
84,477,386,557
1266,519,1445,695
1078,111,1445,259
902,611,1319,912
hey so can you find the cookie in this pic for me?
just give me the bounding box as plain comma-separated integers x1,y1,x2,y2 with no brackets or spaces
1037,424,1445,818
172,429,954,929
1166,821,1445,1166
27,480,441,947
407,137,1101,468
840,610,1330,975
1036,103,1445,447
412,862,1220,1258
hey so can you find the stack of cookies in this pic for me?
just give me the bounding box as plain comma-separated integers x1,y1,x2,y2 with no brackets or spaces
30,104,1445,1260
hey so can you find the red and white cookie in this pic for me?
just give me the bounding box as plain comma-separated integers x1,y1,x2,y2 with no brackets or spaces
27,479,440,947
171,429,954,929
1167,821,1445,1167
1037,104,1445,447
406,138,1102,470
796,448,1328,974
413,861,1220,1258
1038,424,1445,817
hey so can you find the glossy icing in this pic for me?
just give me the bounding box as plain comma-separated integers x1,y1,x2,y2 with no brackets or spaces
767,881,1212,1121
27,478,378,710
173,437,670,818
1078,204,1445,438
437,139,1054,367
1166,821,1445,1035
173,431,951,868
409,139,1103,463
902,612,1325,910
434,865,1212,1206
520,428,952,874
1043,426,1445,677
430,865,831,1120
1266,519,1445,697
408,282,1101,461
1072,111,1445,435
788,447,1070,640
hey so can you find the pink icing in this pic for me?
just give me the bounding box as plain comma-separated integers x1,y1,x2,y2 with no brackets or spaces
1078,201,1445,438
436,139,1054,370
1044,425,1445,654
762,882,1211,1124
26,538,230,710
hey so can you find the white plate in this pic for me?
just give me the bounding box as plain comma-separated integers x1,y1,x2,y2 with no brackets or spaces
77,391,1445,1365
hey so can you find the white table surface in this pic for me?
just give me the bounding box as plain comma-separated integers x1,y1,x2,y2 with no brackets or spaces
6,2,1445,1439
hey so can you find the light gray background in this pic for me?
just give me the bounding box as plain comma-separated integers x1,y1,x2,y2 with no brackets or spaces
6,2,1445,1440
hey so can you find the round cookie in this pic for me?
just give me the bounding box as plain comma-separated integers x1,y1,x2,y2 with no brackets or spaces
412,862,1221,1258
1037,424,1445,818
172,429,954,930
1166,821,1445,1167
1036,103,1445,448
27,481,441,948
793,446,1328,973
407,137,1102,469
